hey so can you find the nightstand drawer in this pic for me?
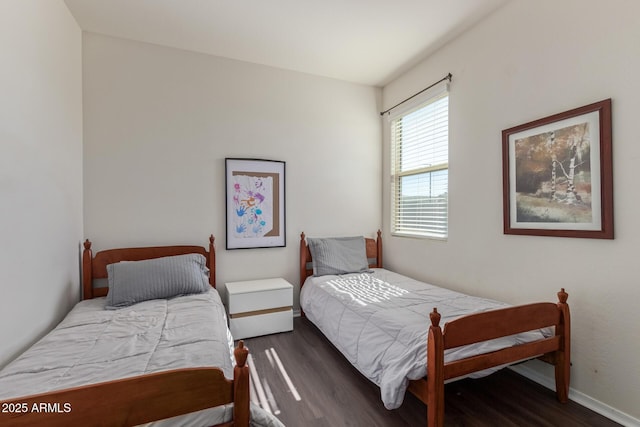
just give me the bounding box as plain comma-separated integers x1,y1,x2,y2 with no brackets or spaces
227,286,291,314
226,277,293,315
229,309,293,340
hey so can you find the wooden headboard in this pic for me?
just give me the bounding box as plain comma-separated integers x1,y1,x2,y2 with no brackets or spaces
82,235,216,300
299,230,383,287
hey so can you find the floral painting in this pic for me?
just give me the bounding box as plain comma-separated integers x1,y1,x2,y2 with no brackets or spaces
231,174,274,238
225,159,286,249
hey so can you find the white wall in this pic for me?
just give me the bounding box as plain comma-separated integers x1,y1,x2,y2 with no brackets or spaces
82,33,381,308
0,1,83,367
382,0,640,422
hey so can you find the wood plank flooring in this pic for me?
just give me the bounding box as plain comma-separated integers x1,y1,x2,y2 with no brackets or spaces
242,317,620,427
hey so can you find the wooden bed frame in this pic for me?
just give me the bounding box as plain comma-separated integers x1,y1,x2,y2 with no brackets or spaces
0,236,250,427
299,231,570,427
82,235,217,299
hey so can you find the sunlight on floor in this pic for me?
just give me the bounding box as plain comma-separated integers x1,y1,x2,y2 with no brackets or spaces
247,347,302,415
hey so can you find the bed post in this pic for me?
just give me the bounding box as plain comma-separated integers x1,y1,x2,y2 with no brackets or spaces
555,288,571,403
299,232,307,285
82,240,93,300
427,308,445,427
233,341,250,427
299,232,307,317
208,235,216,288
376,230,383,268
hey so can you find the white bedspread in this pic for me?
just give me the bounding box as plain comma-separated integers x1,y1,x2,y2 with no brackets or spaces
0,289,284,427
300,269,546,410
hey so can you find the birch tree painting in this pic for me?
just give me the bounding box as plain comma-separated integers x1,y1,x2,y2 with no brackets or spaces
503,99,612,239
514,122,592,223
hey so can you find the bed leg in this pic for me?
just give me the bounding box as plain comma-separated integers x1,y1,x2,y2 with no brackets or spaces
555,289,571,403
427,308,445,427
233,341,250,427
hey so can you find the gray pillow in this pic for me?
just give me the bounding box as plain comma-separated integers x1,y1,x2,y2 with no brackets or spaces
105,253,209,309
307,236,369,276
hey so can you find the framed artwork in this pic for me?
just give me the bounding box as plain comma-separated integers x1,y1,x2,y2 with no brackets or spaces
225,158,286,249
502,99,613,239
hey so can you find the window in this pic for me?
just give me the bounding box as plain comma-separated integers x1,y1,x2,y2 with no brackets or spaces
390,88,449,239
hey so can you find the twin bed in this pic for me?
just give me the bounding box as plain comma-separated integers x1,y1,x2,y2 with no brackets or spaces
0,231,570,426
299,231,570,426
0,236,282,427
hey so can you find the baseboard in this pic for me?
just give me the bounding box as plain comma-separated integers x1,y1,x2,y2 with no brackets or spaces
293,309,301,318
509,364,639,426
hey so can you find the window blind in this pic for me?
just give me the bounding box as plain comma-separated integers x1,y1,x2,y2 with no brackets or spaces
390,91,449,238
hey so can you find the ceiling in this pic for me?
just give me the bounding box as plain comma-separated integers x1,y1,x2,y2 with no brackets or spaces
64,0,508,87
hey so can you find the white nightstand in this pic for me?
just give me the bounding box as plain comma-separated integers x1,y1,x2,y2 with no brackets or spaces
225,277,293,339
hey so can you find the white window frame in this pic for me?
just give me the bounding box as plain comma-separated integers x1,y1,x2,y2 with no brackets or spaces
388,83,449,240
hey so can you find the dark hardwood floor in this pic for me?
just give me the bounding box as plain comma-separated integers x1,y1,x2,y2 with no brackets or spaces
242,317,620,427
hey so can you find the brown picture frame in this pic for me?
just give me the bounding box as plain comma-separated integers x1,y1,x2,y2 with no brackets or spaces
502,99,613,239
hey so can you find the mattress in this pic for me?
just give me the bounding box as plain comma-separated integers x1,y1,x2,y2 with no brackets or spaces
299,268,547,410
0,289,283,427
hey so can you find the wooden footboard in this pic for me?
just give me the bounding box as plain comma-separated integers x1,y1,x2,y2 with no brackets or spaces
0,342,250,427
409,289,570,426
